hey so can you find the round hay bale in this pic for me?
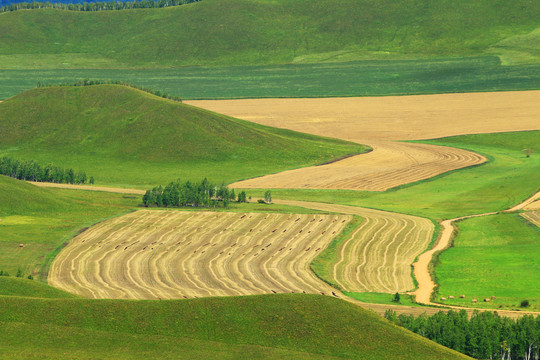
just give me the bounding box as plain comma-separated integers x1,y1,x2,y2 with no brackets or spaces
440,297,447,301
460,295,465,298
491,296,496,300
484,298,490,302
448,295,454,299
18,244,24,248
472,299,478,303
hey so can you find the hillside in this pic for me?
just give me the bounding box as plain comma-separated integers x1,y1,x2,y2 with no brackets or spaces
0,85,366,187
0,0,538,68
0,293,470,359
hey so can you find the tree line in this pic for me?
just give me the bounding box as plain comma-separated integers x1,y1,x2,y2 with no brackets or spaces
0,0,200,13
385,309,540,360
142,179,248,208
36,79,182,103
0,156,93,184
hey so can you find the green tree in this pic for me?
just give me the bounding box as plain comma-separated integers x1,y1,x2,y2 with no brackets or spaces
264,190,272,204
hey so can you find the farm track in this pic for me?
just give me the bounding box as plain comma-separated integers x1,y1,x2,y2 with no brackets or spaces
49,210,351,299
273,200,433,293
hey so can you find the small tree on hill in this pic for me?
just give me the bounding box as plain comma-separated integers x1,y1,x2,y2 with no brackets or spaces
264,190,272,204
392,292,401,303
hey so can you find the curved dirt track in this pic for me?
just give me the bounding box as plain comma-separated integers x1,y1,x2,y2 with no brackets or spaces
189,91,539,191
413,189,540,305
49,210,350,299
274,200,433,293
29,181,146,195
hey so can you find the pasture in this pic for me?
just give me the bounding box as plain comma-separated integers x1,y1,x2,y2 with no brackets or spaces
49,210,351,299
436,213,540,310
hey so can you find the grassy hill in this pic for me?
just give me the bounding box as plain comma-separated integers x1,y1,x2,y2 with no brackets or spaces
0,292,470,359
0,84,366,187
0,175,137,276
0,0,538,69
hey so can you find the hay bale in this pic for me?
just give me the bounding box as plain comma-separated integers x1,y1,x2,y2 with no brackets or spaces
472,299,478,303
460,295,465,298
491,296,496,300
448,295,454,299
440,297,447,301
18,244,24,248
484,298,490,302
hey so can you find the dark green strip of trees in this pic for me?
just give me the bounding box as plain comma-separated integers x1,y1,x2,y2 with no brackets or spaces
37,80,182,103
0,0,200,13
385,309,540,360
142,179,248,208
0,156,93,184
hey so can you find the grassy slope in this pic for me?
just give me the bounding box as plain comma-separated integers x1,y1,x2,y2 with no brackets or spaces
249,131,540,220
0,293,470,360
0,85,366,188
436,213,540,311
0,276,77,298
0,0,538,68
0,175,137,275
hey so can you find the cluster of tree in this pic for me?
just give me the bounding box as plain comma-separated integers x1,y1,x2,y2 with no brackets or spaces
385,309,540,360
142,179,248,208
36,79,182,103
0,268,33,280
0,156,93,184
0,0,199,13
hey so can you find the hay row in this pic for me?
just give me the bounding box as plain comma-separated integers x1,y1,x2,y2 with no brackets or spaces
275,200,434,293
48,210,351,299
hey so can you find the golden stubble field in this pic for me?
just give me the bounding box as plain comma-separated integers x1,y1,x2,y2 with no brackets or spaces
49,210,351,299
187,91,540,191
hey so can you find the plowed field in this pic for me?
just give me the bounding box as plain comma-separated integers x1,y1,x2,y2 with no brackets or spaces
188,91,540,191
274,200,434,293
48,210,351,299
522,210,540,227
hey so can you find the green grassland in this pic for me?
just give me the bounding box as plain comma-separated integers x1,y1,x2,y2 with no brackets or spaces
0,0,538,68
0,175,137,276
344,292,421,308
0,292,470,359
0,57,539,100
0,85,366,188
0,276,77,298
246,131,540,220
435,213,540,311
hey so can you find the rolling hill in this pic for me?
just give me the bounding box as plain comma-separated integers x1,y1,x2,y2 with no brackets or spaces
0,291,471,359
0,84,366,187
0,0,538,68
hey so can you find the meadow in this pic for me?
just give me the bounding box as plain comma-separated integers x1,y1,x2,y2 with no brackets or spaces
436,213,540,311
0,286,470,360
0,57,538,100
246,131,540,220
0,85,366,188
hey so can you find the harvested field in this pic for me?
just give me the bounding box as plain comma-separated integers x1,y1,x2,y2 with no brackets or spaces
187,91,540,142
48,210,351,299
275,200,434,293
522,210,540,227
189,91,540,191
231,141,485,191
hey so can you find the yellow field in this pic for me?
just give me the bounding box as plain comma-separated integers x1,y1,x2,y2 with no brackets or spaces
522,210,540,227
275,200,434,293
188,91,540,191
48,210,351,299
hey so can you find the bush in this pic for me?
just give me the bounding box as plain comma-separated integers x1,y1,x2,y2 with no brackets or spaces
521,300,530,308
257,199,267,204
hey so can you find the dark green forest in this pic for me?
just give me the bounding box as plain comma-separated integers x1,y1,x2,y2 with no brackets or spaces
142,179,247,208
385,309,540,360
0,157,92,184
